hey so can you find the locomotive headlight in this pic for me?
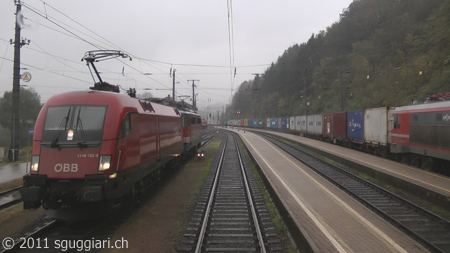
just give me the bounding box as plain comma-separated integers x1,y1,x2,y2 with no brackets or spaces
67,129,74,141
98,155,112,171
30,156,40,172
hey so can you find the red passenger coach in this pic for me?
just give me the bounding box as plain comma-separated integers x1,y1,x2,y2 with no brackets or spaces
21,90,184,213
391,101,450,170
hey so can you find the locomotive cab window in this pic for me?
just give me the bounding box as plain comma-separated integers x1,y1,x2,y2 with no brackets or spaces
42,105,107,143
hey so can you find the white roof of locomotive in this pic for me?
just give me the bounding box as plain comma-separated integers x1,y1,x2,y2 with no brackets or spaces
394,101,450,112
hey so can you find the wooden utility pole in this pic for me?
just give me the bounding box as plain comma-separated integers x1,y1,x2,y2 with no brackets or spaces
10,0,29,161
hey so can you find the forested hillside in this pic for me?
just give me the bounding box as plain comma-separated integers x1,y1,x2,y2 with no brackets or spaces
225,0,450,119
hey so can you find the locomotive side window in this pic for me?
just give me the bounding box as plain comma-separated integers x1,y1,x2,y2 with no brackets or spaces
119,113,131,138
393,114,400,129
190,117,200,124
182,115,188,128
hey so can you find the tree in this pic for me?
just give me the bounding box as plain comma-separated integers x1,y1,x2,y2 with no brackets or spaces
137,91,153,99
0,87,42,148
224,0,448,120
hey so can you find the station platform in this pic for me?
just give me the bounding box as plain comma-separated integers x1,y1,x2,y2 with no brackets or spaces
226,128,429,252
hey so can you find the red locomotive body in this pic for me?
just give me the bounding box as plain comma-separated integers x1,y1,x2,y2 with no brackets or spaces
201,119,208,129
21,90,185,212
181,111,202,153
391,101,450,170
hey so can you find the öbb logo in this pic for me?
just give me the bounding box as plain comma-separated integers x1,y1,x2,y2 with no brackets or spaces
54,163,78,172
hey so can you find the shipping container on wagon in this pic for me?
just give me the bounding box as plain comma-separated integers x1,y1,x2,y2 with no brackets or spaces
298,116,307,133
243,118,248,127
279,118,289,129
270,118,278,128
230,119,239,127
247,119,254,127
256,119,264,128
365,107,391,145
323,112,347,141
347,110,365,143
240,119,244,127
306,115,314,135
290,117,296,130
294,116,302,131
309,114,323,136
265,118,269,128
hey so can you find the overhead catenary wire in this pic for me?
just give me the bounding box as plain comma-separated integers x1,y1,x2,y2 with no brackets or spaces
227,0,236,97
5,1,270,103
20,2,172,91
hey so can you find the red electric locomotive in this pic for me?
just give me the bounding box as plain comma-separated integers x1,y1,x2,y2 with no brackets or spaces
20,90,186,217
20,50,202,219
181,111,202,153
201,119,208,129
391,101,450,171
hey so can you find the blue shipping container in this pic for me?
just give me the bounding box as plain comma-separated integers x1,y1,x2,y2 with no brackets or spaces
280,118,287,129
257,119,264,128
270,118,278,128
347,110,365,142
248,119,254,127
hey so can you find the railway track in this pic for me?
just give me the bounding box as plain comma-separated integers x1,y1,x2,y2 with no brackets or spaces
178,131,284,252
0,186,22,211
261,133,450,253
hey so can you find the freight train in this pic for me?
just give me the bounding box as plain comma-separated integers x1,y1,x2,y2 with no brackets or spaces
20,88,201,218
226,101,450,175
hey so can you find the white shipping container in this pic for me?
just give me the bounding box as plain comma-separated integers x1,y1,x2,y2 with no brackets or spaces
306,115,314,135
290,117,296,130
300,116,307,133
313,114,323,136
294,116,302,131
364,107,389,145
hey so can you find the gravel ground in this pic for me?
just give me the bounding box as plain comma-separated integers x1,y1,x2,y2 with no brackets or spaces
106,138,221,252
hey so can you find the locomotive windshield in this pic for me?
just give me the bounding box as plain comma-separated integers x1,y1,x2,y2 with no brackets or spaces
42,105,107,145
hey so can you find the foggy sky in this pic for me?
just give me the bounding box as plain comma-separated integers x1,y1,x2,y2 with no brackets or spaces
0,0,353,112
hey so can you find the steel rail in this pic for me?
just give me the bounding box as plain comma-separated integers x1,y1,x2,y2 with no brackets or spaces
235,137,267,253
195,138,227,253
